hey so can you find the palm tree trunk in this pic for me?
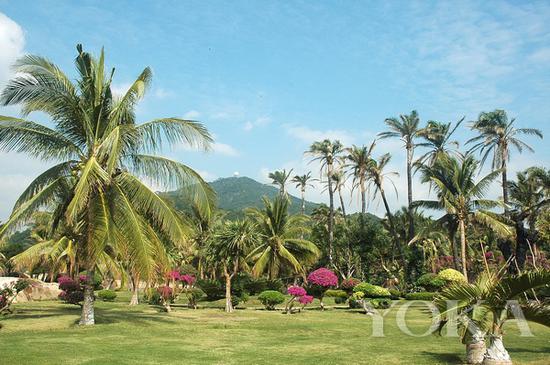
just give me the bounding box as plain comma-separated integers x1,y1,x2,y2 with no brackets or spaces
300,187,306,215
448,221,460,270
406,145,415,242
501,151,509,215
129,274,140,306
79,268,95,326
466,326,486,364
482,335,511,365
459,219,468,281
223,265,233,313
379,184,405,264
327,163,335,268
360,178,366,215
338,188,346,219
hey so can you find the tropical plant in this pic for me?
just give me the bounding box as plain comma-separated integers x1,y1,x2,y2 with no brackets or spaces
329,170,348,218
258,290,285,310
467,110,543,214
307,267,338,310
415,154,511,281
268,168,293,196
0,45,213,324
210,219,257,312
416,119,463,167
434,271,550,364
344,143,375,215
246,196,320,279
291,172,315,215
307,139,343,267
379,110,421,242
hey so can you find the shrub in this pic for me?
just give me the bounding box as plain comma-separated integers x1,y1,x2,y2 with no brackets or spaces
416,273,446,291
97,289,117,302
77,271,102,290
197,279,225,301
340,278,361,294
180,274,196,286
298,294,313,305
258,290,285,310
388,289,402,300
144,288,162,305
234,273,268,295
405,292,436,301
0,279,29,314
265,278,284,293
307,268,338,287
371,298,392,309
353,282,391,298
437,269,466,283
325,289,348,299
182,287,205,308
58,276,84,306
287,286,307,297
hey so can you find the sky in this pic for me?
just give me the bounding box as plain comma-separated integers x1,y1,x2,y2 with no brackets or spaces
1,0,550,220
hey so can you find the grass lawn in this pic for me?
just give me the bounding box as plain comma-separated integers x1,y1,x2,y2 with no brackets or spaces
1,294,549,364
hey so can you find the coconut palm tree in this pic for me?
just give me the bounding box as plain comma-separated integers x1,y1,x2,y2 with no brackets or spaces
291,172,315,215
467,110,543,214
246,196,320,279
344,143,376,215
0,45,213,325
379,110,421,242
210,219,258,312
329,170,348,219
307,139,343,267
268,169,293,196
416,118,463,167
434,271,550,364
415,154,512,281
366,153,404,263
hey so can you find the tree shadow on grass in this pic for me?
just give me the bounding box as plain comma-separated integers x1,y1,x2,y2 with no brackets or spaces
420,351,463,364
506,346,550,354
93,306,184,326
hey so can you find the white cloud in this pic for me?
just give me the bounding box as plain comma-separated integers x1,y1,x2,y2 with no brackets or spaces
0,12,25,88
211,142,239,157
284,124,356,145
183,110,201,119
110,82,131,97
153,87,172,99
243,116,271,131
529,48,550,64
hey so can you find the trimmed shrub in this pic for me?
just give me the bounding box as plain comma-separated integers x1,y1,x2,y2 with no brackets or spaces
144,288,162,305
353,282,391,298
234,274,268,295
340,278,361,295
182,287,205,309
405,292,436,301
265,278,285,293
288,286,307,297
307,268,338,287
371,298,392,309
58,276,85,306
325,289,348,304
196,279,225,301
97,289,117,302
388,289,402,300
416,273,446,291
258,290,285,310
437,269,466,283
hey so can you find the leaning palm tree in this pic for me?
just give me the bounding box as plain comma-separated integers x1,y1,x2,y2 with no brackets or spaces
344,143,376,215
0,45,213,325
291,172,315,215
415,154,511,281
416,118,463,167
467,110,543,214
307,139,343,267
434,270,550,364
366,153,404,263
210,219,258,312
329,170,348,219
246,196,320,279
268,169,293,196
379,110,421,242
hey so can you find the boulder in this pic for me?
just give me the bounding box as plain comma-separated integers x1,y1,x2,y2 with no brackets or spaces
0,277,61,302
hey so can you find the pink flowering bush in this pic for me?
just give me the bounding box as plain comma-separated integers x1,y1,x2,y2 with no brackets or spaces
157,286,173,300
299,295,314,305
340,278,361,294
287,285,307,297
167,270,181,281
307,268,338,287
285,286,313,314
180,274,196,286
58,276,84,306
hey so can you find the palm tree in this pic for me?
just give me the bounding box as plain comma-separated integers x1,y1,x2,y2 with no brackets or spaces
434,271,550,364
467,110,543,214
415,154,511,281
416,118,463,166
268,169,293,196
0,45,213,325
210,219,257,312
379,110,421,242
307,139,343,267
330,170,348,219
408,221,450,273
291,172,315,215
246,196,320,279
344,143,375,215
366,153,404,262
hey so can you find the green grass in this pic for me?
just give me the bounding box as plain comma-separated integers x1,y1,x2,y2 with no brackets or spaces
1,296,549,365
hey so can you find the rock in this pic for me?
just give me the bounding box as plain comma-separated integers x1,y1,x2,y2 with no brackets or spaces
0,277,61,302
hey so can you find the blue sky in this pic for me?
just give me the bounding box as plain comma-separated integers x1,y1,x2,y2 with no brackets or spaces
1,0,550,219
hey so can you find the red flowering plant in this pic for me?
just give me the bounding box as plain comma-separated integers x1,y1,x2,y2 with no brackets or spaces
306,268,338,310
285,286,309,314
157,285,174,312
298,294,314,309
340,278,361,295
58,276,85,306
0,279,29,315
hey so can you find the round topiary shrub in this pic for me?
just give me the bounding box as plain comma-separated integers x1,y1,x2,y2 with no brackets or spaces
258,290,285,310
388,289,402,300
307,268,338,310
325,289,348,304
416,273,446,291
371,298,392,309
352,282,391,298
340,278,361,294
437,269,466,284
97,289,117,302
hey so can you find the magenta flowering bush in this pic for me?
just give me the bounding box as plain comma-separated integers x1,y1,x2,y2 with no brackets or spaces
167,270,181,281
157,286,173,300
307,268,338,287
57,276,84,306
299,294,314,305
287,285,307,297
180,274,196,286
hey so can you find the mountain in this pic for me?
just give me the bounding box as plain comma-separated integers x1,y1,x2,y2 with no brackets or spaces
164,176,319,218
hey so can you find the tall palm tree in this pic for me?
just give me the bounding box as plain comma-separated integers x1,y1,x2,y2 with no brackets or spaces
329,170,348,219
416,118,463,167
246,196,320,279
366,153,403,262
268,169,293,196
291,172,315,215
344,143,375,215
307,139,343,267
434,271,550,364
210,219,257,312
0,45,213,325
415,154,511,281
379,110,421,242
467,110,543,214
